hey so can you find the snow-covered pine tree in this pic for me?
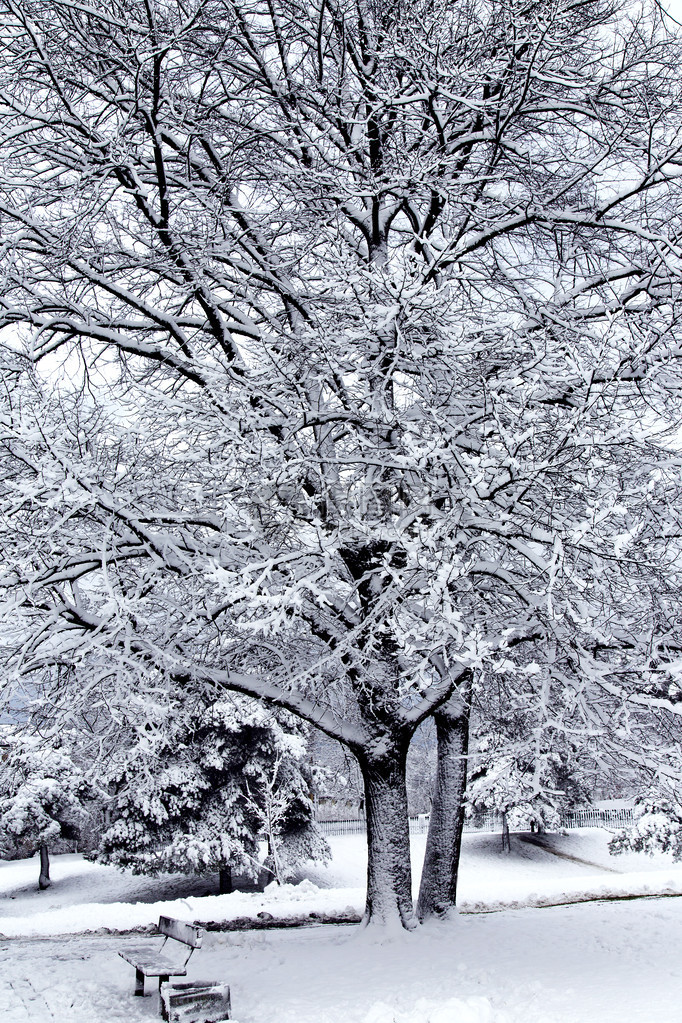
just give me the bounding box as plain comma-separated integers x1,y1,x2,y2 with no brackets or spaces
96,697,329,889
0,731,94,888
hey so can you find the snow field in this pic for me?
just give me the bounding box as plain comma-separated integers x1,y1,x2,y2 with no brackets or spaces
2,828,681,937
1,829,682,1022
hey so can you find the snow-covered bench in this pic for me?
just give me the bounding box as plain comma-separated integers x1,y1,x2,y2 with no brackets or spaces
119,915,203,996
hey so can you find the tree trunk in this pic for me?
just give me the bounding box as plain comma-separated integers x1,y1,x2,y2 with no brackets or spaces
38,844,51,890
219,867,233,894
501,812,511,853
358,738,417,930
417,694,470,921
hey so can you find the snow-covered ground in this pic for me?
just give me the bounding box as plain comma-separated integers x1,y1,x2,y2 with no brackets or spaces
2,829,680,936
1,829,681,1022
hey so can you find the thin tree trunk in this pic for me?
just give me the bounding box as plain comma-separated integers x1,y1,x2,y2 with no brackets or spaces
417,691,471,921
38,844,51,890
358,738,417,930
501,812,511,853
219,867,233,894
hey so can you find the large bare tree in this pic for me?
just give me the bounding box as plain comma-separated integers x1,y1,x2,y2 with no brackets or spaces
0,0,682,928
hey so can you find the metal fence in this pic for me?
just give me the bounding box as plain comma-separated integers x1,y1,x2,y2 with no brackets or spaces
561,807,633,829
317,807,634,837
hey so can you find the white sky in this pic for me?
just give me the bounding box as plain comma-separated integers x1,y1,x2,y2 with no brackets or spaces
663,0,682,21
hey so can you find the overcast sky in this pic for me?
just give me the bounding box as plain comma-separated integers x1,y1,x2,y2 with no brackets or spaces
663,0,682,22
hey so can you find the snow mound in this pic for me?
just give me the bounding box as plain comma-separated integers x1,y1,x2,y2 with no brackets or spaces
262,878,320,898
364,997,505,1023
0,884,366,937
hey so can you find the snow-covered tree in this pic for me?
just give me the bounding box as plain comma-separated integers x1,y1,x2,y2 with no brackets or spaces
0,0,682,929
468,734,591,835
0,732,93,888
96,697,329,889
610,789,682,860
467,669,593,837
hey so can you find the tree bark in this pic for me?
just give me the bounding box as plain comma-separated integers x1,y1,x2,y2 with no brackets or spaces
417,693,471,921
358,737,417,930
38,844,51,890
219,867,233,894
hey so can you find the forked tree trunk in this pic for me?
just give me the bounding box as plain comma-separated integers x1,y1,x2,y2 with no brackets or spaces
417,693,471,921
358,737,417,930
38,844,51,890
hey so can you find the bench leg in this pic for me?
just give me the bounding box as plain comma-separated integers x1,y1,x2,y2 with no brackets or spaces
160,977,169,1021
135,969,145,997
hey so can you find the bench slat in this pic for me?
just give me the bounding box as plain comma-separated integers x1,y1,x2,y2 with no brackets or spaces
158,915,202,948
119,950,188,976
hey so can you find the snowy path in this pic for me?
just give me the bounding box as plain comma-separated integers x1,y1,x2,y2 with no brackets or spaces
0,936,156,1023
515,833,624,873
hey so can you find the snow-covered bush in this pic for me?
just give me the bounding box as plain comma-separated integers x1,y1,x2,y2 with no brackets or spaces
610,791,682,859
96,697,329,885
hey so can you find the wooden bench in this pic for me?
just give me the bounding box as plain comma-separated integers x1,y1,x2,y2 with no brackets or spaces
119,915,203,996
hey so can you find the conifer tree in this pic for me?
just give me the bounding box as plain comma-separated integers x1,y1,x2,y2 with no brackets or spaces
96,698,329,889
